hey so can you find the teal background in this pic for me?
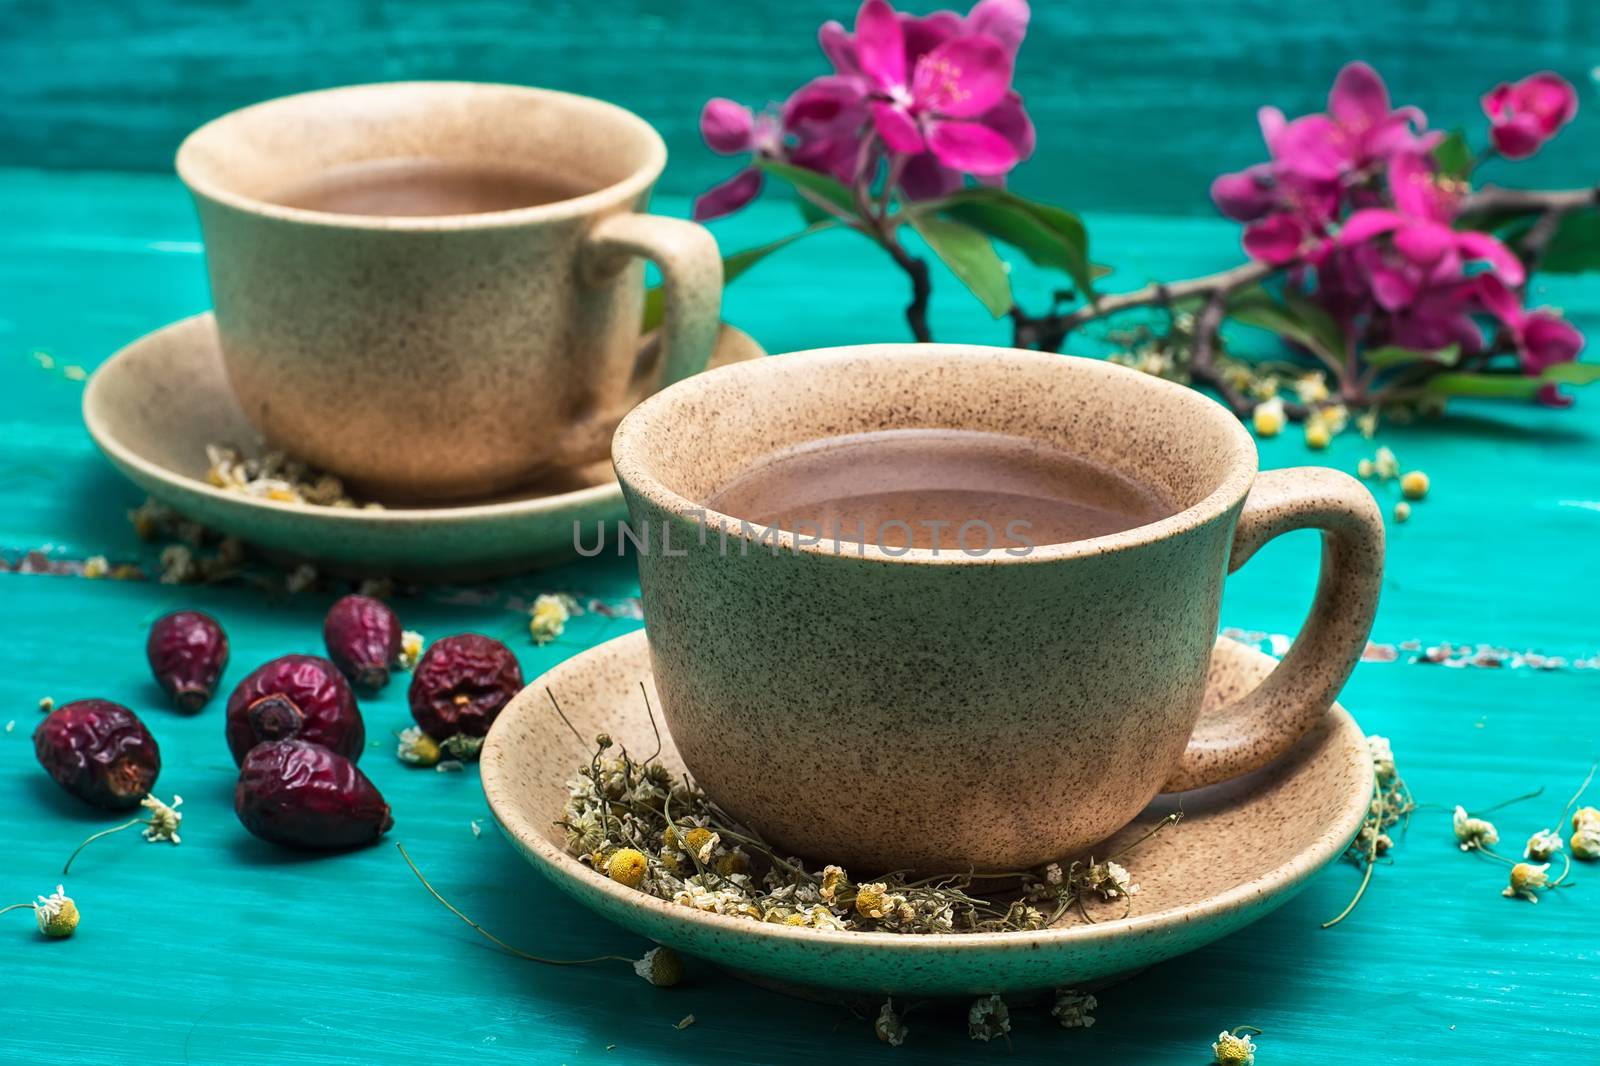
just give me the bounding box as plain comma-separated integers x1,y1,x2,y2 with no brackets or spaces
2,1,1598,1063
2,0,1598,212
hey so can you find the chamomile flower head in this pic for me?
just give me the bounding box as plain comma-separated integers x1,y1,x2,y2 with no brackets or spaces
1252,398,1285,438
140,793,182,844
1086,860,1138,900
1524,828,1563,862
1366,735,1396,785
1573,806,1600,834
1503,862,1550,903
397,631,425,671
632,946,684,987
1051,989,1097,1029
606,848,649,889
967,995,1011,1042
681,828,719,864
1213,1029,1257,1065
1569,820,1600,861
1374,446,1400,480
819,864,850,905
1401,470,1430,500
1453,806,1499,851
396,726,442,767
855,883,897,920
875,999,908,1046
528,593,571,645
34,885,78,938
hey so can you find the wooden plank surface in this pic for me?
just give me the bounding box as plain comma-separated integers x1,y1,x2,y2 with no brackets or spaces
1,166,1597,1063
1,0,1597,212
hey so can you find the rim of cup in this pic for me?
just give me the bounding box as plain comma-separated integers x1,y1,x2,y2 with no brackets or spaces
175,81,667,231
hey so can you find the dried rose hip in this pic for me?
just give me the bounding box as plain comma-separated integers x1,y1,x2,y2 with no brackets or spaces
408,633,524,740
34,699,160,809
235,740,393,850
225,654,364,765
323,594,402,691
146,609,229,712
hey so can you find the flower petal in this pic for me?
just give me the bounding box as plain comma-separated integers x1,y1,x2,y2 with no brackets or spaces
901,11,962,65
1393,221,1454,267
871,102,926,154
691,168,763,222
1211,165,1275,222
1489,114,1546,160
925,118,1018,175
1242,214,1307,264
1480,83,1513,122
1516,72,1579,134
818,19,861,77
966,0,1031,58
979,91,1035,160
1472,273,1524,328
790,135,861,184
1455,231,1526,286
699,99,754,155
1340,208,1405,244
1519,310,1584,373
783,76,867,135
1328,61,1391,133
1273,115,1347,180
854,0,907,90
897,151,965,200
1386,151,1457,223
1368,263,1420,311
1257,106,1288,151
913,36,1012,118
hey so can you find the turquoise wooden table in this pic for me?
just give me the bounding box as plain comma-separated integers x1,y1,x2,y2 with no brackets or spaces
3,167,1597,1063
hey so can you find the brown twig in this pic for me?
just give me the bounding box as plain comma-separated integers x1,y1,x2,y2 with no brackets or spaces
850,138,934,343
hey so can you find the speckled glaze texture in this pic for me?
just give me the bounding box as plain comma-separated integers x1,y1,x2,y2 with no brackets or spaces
480,630,1373,997
611,345,1384,872
176,82,722,501
81,312,764,579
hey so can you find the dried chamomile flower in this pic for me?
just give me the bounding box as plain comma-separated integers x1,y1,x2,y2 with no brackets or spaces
1051,989,1097,1029
1570,810,1600,861
1,885,79,938
141,793,183,843
1393,501,1412,523
875,999,908,1046
1294,372,1330,405
38,697,54,714
1453,805,1499,851
398,630,425,671
632,946,684,987
1213,1027,1260,1065
1400,470,1430,500
396,726,442,767
820,864,851,905
528,594,571,645
855,882,895,920
682,828,719,865
1304,420,1331,450
1503,862,1551,903
440,734,485,762
967,995,1011,1042
607,848,649,889
1525,828,1564,861
1357,410,1379,438
1084,860,1138,900
159,544,199,584
82,555,110,579
1357,458,1375,479
1252,398,1285,438
1373,446,1400,480
1367,735,1396,786
285,563,318,594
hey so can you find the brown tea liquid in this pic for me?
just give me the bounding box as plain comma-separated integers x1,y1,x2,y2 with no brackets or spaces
270,158,590,216
704,429,1172,552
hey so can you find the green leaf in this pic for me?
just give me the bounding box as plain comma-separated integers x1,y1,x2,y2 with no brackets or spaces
1423,372,1541,398
756,159,856,215
926,187,1095,298
1539,209,1600,273
1433,129,1473,180
1283,290,1348,363
1226,286,1341,362
906,214,1014,317
1364,344,1461,369
1541,361,1600,386
642,221,836,331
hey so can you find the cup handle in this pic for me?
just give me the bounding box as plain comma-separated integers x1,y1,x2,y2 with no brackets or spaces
1163,467,1384,792
584,211,722,393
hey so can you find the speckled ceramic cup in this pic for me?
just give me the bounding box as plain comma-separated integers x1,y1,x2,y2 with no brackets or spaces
177,82,721,500
613,344,1384,873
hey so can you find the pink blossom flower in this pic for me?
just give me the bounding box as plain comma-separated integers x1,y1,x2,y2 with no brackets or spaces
1339,152,1524,309
1481,72,1578,160
1475,274,1585,403
692,99,786,221
847,0,1022,176
1266,62,1439,183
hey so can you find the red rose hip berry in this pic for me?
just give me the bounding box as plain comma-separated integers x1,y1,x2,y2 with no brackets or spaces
147,609,229,712
235,740,393,850
225,654,364,765
34,699,160,809
323,594,402,691
408,633,524,739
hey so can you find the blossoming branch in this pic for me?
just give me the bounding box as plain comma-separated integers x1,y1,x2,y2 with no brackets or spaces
686,0,1598,433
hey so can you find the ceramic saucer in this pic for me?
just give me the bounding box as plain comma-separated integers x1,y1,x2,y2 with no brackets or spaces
82,313,765,579
482,630,1373,997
